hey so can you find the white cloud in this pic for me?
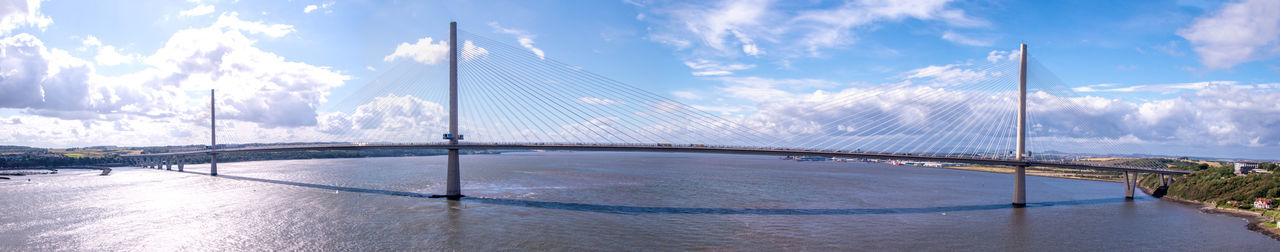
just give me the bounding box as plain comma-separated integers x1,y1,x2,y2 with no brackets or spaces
1177,0,1280,69
0,7,350,146
940,30,992,46
683,59,754,76
94,45,136,66
671,91,704,100
383,36,449,64
365,66,376,71
985,48,1021,63
81,35,138,66
714,76,840,102
303,2,334,14
1072,81,1280,94
0,33,95,111
211,12,295,38
578,97,621,105
461,40,488,61
80,36,101,47
638,0,986,67
490,22,545,59
742,43,762,56
904,63,1005,87
0,0,52,35
179,4,215,17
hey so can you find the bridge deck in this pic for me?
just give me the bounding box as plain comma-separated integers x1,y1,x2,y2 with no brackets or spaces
122,143,1192,175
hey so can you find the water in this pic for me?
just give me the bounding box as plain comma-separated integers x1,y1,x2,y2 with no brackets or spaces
2,152,1277,250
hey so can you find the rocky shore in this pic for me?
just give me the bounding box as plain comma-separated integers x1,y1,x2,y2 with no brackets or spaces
1138,184,1280,241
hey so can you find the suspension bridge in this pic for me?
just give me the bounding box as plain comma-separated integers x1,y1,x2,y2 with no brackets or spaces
122,22,1190,207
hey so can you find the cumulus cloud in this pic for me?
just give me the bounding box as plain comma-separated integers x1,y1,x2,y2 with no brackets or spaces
461,40,488,61
1177,0,1280,69
179,4,215,17
1,11,345,132
0,34,94,111
145,19,346,127
317,94,446,137
0,0,52,35
383,36,449,64
81,35,139,66
985,48,1021,63
490,22,545,59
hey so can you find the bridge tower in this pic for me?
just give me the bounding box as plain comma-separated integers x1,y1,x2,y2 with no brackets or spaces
210,89,218,176
1013,44,1028,207
431,21,465,200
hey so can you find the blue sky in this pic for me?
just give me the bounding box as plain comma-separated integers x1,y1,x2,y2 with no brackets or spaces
0,0,1277,160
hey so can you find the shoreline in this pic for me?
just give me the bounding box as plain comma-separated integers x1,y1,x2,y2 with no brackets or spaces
1137,184,1280,241
919,165,1122,183
928,163,1280,242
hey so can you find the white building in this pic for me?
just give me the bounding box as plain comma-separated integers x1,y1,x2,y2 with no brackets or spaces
1235,162,1258,175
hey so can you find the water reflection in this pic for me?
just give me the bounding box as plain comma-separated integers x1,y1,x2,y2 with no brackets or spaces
212,173,1150,215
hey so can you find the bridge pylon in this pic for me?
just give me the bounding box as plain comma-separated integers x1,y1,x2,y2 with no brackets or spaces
1013,43,1028,207
430,21,464,200
210,89,218,176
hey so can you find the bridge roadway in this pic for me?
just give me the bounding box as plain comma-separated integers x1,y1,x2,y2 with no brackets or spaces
122,143,1192,175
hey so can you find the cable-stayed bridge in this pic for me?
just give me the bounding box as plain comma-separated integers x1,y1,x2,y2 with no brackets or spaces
123,22,1189,206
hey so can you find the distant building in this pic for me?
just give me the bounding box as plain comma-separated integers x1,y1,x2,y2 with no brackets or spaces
1236,162,1258,175
1255,198,1273,210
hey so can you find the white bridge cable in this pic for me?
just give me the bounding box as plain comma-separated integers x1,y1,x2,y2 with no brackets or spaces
823,61,1015,154
910,66,1020,156
463,45,647,144
458,58,536,143
462,31,781,147
1025,55,1163,169
891,63,1018,155
458,30,778,147
460,39,672,144
821,61,1018,155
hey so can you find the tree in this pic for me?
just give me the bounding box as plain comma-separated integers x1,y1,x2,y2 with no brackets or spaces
1259,162,1278,171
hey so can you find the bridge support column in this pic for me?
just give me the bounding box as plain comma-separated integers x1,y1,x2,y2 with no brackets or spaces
445,149,462,199
1013,165,1026,207
1161,174,1168,187
210,154,218,176
1012,44,1028,207
430,21,464,200
165,159,171,170
178,162,184,172
1124,172,1136,199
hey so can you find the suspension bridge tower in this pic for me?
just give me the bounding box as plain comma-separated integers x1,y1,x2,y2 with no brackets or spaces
431,22,465,200
1013,44,1027,207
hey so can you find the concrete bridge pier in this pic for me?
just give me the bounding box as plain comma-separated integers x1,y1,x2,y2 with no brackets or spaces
164,159,171,170
1013,165,1026,207
1123,172,1137,199
178,162,184,172
210,153,218,176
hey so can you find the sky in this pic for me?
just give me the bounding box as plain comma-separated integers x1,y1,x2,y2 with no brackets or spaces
0,0,1277,160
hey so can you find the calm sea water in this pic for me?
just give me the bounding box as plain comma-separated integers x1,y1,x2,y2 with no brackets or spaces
2,152,1277,250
